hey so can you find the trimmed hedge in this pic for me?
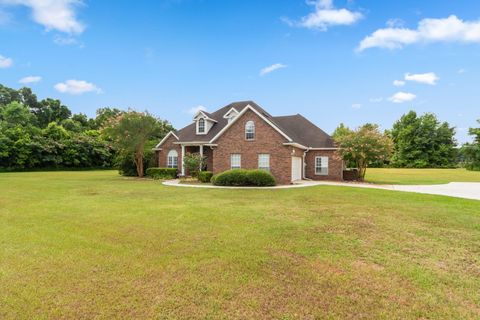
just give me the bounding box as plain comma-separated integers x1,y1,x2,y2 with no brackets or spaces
198,171,213,183
146,167,177,180
211,169,276,186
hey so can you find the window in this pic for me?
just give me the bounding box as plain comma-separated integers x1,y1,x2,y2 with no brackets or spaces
198,118,205,134
230,154,241,169
245,121,255,140
315,156,328,175
258,154,270,171
167,150,178,168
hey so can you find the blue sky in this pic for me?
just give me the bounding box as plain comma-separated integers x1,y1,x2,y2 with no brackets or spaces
1,0,479,143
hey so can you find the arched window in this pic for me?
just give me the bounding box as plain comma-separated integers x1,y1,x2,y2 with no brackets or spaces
245,121,255,140
167,150,178,168
198,118,205,133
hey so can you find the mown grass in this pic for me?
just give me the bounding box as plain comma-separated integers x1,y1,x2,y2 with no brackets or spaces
1,171,479,319
365,168,480,185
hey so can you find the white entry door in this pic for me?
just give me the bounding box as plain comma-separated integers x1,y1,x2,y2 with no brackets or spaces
291,156,302,182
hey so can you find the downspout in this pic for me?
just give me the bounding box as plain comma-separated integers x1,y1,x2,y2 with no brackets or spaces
303,147,312,180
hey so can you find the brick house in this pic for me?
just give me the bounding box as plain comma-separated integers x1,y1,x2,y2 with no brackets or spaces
154,101,343,184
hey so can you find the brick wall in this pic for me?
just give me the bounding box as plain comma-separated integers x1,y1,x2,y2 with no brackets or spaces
212,109,295,184
156,134,181,171
305,150,343,181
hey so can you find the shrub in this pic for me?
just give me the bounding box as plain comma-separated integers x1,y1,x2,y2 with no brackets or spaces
198,171,213,183
246,169,276,186
183,153,207,178
146,167,177,179
211,169,276,186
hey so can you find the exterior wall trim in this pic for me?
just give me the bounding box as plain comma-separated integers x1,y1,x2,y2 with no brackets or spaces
210,104,293,143
193,110,217,123
154,131,179,149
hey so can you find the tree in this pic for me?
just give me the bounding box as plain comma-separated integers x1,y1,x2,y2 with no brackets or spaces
33,98,72,128
1,102,33,127
0,83,116,170
336,124,393,181
462,119,480,171
183,153,207,178
390,111,457,168
332,123,352,141
103,111,172,177
95,107,123,129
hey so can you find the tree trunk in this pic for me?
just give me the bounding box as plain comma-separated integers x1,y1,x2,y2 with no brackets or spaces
358,159,366,181
134,152,144,177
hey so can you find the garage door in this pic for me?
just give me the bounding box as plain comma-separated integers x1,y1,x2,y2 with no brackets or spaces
291,156,302,182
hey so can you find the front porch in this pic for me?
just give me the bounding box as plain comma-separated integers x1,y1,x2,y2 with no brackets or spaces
177,144,214,176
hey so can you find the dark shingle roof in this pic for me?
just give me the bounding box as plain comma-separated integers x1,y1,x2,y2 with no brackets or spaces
172,101,335,148
272,114,335,148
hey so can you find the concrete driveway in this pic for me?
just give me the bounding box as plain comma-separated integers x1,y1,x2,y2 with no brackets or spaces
390,182,480,201
316,181,480,201
163,180,480,200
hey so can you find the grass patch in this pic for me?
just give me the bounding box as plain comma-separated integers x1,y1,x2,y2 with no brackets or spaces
365,168,480,185
1,170,479,318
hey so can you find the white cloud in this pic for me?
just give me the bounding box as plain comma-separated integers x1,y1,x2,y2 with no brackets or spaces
369,97,383,103
288,0,363,31
351,103,361,109
457,68,466,74
0,54,13,68
404,72,439,85
386,18,405,28
388,91,416,103
54,79,101,95
187,105,207,115
260,63,287,76
393,80,405,87
53,35,80,46
0,0,85,34
19,75,41,84
357,15,480,51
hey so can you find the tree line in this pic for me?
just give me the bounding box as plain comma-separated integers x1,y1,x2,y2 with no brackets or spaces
333,111,480,180
0,84,172,173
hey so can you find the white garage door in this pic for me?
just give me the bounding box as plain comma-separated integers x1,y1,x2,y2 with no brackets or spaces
291,156,302,182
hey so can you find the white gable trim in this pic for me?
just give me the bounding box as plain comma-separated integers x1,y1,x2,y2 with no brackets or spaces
155,131,179,149
223,107,239,118
209,104,292,143
193,110,217,123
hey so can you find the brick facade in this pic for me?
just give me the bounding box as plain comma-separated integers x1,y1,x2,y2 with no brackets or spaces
156,110,344,184
305,150,343,181
156,134,182,171
212,109,296,184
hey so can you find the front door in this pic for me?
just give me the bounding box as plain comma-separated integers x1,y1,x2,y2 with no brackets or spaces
291,156,302,182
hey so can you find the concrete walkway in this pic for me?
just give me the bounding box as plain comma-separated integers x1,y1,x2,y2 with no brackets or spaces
162,179,480,200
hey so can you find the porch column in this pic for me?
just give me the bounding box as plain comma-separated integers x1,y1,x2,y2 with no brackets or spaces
199,145,204,172
181,144,185,176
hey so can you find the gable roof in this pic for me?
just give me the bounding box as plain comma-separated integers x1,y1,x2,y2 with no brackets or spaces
161,100,335,149
272,114,335,149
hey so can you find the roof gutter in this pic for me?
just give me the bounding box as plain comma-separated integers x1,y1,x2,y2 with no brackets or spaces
302,147,312,180
283,142,308,150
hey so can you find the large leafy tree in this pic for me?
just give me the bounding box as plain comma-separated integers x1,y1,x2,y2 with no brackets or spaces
336,124,393,180
103,111,173,177
390,111,457,168
32,98,72,128
0,84,116,170
461,119,480,171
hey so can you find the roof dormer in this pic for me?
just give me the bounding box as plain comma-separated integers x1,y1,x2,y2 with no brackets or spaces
223,107,239,123
193,110,217,135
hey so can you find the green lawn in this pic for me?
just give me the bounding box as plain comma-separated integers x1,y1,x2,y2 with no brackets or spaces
365,168,480,185
1,171,479,319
